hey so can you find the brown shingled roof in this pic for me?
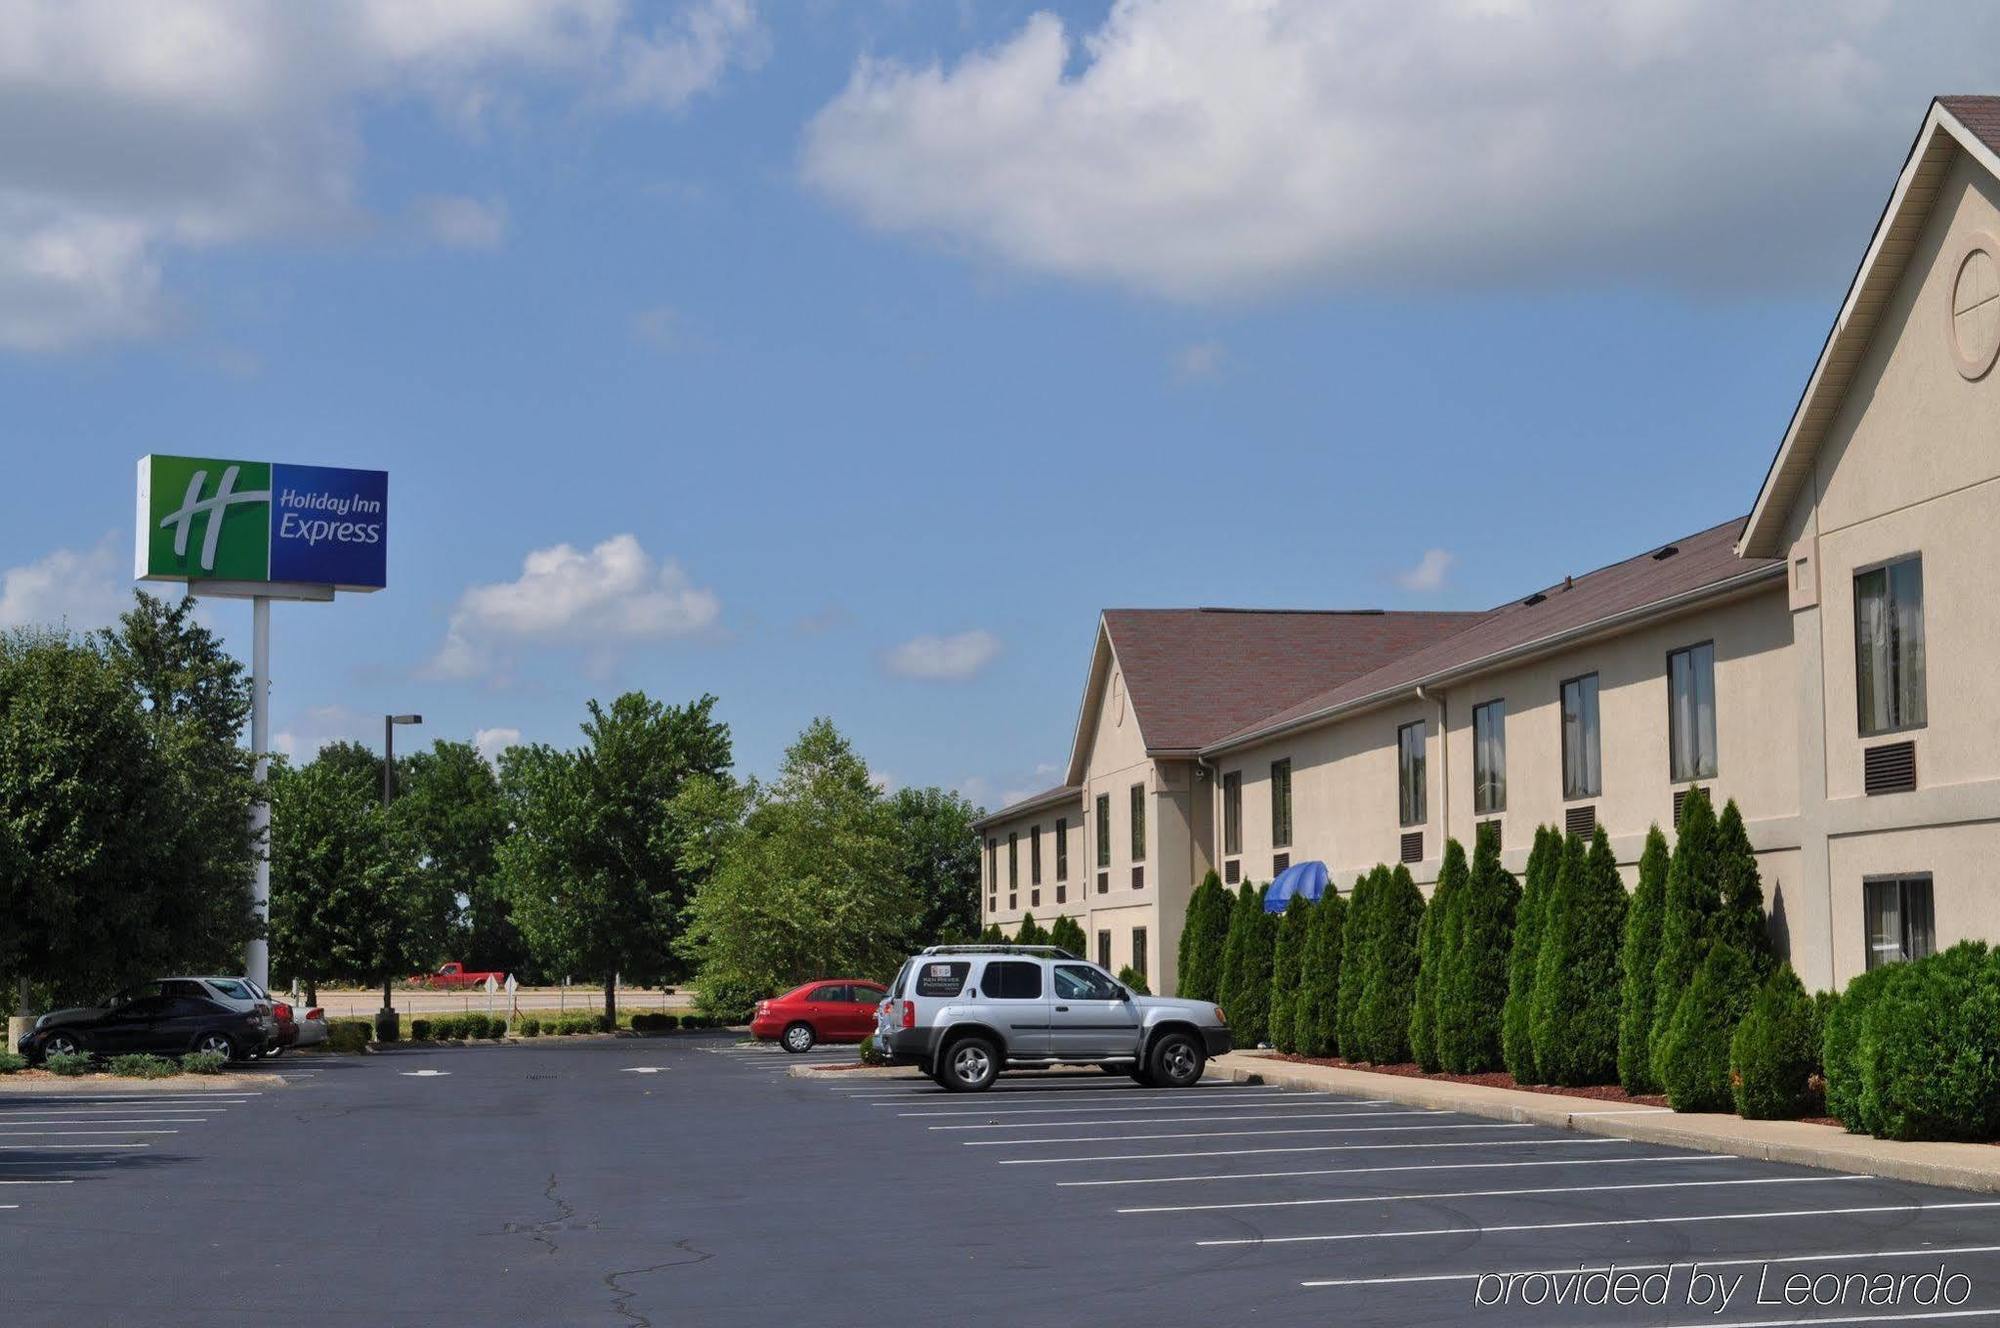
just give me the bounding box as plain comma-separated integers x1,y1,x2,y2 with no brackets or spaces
1102,607,1487,755
1205,516,1781,752
970,783,1081,831
1940,96,2000,154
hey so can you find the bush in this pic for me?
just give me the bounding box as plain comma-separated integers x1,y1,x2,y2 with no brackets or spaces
108,1054,178,1079
1355,865,1423,1064
1048,914,1087,960
409,1018,433,1040
1854,942,2000,1141
1823,968,1891,1128
1335,867,1381,1058
1651,786,1720,1077
0,1051,25,1074
1116,965,1151,996
1410,839,1467,1072
179,1050,228,1075
517,1016,542,1037
1657,942,1756,1112
1730,964,1822,1119
680,1014,705,1030
1177,871,1232,1001
1714,799,1775,976
1016,913,1046,946
858,1033,886,1066
483,1016,504,1039
45,1050,93,1076
1617,825,1671,1094
553,1012,600,1036
1268,895,1311,1053
1437,822,1518,1075
327,1019,373,1054
1530,829,1627,1087
1502,826,1560,1083
1218,882,1276,1045
1293,890,1345,1056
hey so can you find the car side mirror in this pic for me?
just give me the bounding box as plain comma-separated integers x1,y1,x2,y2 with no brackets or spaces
1117,986,1133,1001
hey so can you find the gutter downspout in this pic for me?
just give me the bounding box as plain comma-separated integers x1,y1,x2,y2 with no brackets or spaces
1195,755,1217,888
1416,684,1448,844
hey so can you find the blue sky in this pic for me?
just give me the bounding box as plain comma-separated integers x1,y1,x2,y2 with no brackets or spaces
3,1,1996,809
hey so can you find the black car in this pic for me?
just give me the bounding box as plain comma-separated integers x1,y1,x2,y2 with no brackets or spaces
18,979,267,1063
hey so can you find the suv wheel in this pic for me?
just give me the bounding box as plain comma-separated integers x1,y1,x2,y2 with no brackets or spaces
1128,1065,1157,1086
941,1035,999,1092
1148,1031,1205,1088
781,1022,816,1054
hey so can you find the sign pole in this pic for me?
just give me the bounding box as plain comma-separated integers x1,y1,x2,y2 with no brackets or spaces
247,594,271,989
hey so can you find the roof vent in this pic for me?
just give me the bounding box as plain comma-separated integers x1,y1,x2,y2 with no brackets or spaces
1523,591,1547,607
1563,575,1575,592
1652,544,1680,561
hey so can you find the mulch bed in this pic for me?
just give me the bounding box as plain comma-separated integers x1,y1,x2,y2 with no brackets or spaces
1269,1053,1669,1106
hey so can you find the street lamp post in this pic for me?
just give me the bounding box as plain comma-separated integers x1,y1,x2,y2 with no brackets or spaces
376,713,423,1042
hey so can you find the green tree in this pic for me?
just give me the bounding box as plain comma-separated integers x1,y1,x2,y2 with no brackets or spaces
1657,942,1757,1112
978,923,1005,944
1651,786,1721,1081
1269,895,1310,1053
1219,883,1276,1045
680,718,907,1020
394,739,524,979
311,739,386,794
1411,838,1468,1072
1335,868,1381,1059
1015,913,1046,946
1730,964,1821,1120
1047,914,1087,959
1502,826,1559,1082
889,786,983,945
1293,891,1345,1056
508,692,734,1024
1530,830,1627,1086
1177,871,1231,1000
1714,799,1774,976
1356,865,1423,1064
1437,821,1518,1074
1617,825,1671,1094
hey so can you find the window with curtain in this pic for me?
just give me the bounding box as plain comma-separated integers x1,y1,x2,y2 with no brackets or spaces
1030,825,1042,885
1864,876,1935,969
1055,818,1068,880
1561,673,1602,800
1129,783,1146,862
1668,642,1718,782
1398,720,1427,826
1473,699,1506,815
1095,794,1110,868
1855,557,1927,736
1222,771,1242,857
1131,928,1148,979
1270,759,1293,848
986,838,996,890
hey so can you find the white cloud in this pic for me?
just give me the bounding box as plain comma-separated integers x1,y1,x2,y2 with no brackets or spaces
1172,340,1225,380
271,704,372,760
0,535,126,630
883,628,1000,681
473,726,522,765
0,0,765,351
413,194,507,250
802,0,2000,299
429,533,721,678
1395,548,1455,594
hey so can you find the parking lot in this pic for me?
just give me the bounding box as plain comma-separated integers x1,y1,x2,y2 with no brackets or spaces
3,1039,1998,1326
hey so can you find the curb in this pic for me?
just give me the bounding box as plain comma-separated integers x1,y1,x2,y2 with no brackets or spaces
790,1063,914,1079
1217,1055,2000,1195
0,1072,278,1094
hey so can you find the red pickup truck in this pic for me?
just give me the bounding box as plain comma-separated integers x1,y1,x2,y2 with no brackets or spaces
414,962,508,990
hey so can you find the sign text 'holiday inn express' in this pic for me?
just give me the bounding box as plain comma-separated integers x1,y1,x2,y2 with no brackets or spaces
135,454,388,592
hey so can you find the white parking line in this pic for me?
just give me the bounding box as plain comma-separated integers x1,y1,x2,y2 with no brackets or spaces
1299,1242,2000,1289
0,1144,149,1151
967,1122,1534,1147
0,1129,181,1136
934,1110,1447,1132
1000,1137,1626,1165
0,1119,205,1126
896,1094,1347,1116
1058,1153,1731,1187
1195,1200,2000,1247
855,1089,1370,1109
0,1097,254,1106
1636,1311,2000,1328
0,1179,72,1185
1117,1172,1871,1213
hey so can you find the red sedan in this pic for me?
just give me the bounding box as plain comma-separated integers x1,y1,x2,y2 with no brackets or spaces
751,980,887,1053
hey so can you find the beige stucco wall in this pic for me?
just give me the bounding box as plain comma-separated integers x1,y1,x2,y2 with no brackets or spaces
976,799,1085,933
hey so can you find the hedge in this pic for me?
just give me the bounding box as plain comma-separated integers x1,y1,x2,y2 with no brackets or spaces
1218,882,1275,1045
1617,825,1671,1094
1048,914,1087,960
1178,871,1232,1001
1016,913,1046,947
1437,821,1517,1074
1268,895,1310,1053
1657,941,1756,1112
0,1051,24,1074
409,1018,433,1040
180,1050,227,1074
1354,865,1423,1064
1501,826,1559,1082
109,1053,178,1079
327,1019,373,1054
1410,838,1467,1072
1293,891,1344,1057
517,1016,543,1037
1116,965,1151,997
1650,785,1720,1079
1335,867,1381,1059
45,1050,92,1076
1823,965,1893,1127
1714,799,1775,976
1729,963,1821,1119
1529,828,1627,1086
1853,941,2000,1141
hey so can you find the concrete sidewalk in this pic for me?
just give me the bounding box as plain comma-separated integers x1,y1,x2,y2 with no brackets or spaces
1215,1051,2000,1194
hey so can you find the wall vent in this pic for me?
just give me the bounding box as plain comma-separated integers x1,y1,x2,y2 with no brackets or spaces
1224,859,1241,884
1478,818,1502,845
1565,804,1597,838
1030,889,1040,908
1399,831,1423,864
1673,788,1689,828
1273,852,1290,876
1096,871,1108,895
1055,885,1066,905
1864,741,1917,796
1131,865,1145,890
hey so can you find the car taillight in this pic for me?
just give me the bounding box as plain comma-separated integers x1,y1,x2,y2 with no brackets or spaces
306,1009,323,1022
900,1000,915,1030
273,1003,291,1020
1214,1007,1227,1025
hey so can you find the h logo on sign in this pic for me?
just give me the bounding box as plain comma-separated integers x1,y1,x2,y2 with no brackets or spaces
159,465,272,573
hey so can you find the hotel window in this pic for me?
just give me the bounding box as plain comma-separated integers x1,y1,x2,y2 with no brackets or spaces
1855,556,1927,736
1864,875,1935,970
1472,699,1506,815
1007,833,1017,888
1397,721,1427,826
1560,673,1602,800
986,838,996,891
1095,794,1111,868
1270,759,1293,849
1030,825,1042,885
1130,784,1146,862
1222,770,1242,858
1131,928,1148,982
1668,642,1718,783
1055,818,1068,880
1097,930,1112,969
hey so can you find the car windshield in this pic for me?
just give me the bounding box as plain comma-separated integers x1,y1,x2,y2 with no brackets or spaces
205,978,253,1000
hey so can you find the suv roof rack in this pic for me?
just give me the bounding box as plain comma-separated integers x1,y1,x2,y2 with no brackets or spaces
917,944,1081,959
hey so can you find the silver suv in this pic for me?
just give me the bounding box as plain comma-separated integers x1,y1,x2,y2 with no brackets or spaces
875,945,1231,1092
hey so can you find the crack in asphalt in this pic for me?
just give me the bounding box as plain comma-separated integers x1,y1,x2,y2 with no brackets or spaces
499,1171,596,1255
604,1240,712,1328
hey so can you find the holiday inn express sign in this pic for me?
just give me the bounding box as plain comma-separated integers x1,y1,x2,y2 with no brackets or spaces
135,454,388,592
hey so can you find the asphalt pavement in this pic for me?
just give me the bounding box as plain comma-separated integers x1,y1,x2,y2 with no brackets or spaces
3,1037,1998,1327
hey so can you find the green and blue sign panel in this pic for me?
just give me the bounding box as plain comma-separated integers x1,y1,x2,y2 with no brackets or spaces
136,454,388,591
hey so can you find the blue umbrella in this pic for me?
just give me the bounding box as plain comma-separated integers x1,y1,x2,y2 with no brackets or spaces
1262,860,1329,912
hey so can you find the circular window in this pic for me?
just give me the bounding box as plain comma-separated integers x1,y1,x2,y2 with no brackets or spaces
1111,672,1125,726
1948,235,2000,380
